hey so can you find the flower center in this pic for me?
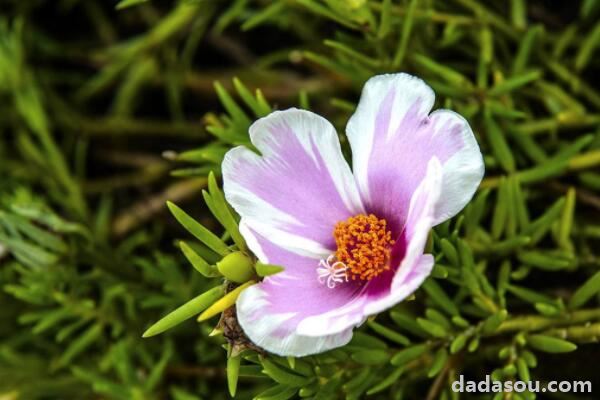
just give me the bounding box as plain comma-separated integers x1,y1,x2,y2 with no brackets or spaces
333,213,395,281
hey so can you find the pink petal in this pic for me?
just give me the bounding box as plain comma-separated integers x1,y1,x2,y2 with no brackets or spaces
365,157,442,314
223,108,364,259
236,227,360,356
346,73,484,230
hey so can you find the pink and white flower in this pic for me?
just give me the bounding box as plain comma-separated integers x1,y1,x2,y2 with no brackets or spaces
222,73,484,356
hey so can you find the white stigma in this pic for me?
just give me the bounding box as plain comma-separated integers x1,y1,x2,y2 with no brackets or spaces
317,255,348,289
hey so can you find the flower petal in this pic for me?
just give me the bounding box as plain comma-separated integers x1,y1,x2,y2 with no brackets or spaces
223,108,364,259
236,228,360,356
364,157,442,314
296,158,442,335
236,284,354,357
346,73,484,229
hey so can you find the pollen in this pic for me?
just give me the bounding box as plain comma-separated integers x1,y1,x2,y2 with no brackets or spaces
333,214,395,281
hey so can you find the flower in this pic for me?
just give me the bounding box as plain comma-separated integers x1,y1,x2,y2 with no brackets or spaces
222,73,484,356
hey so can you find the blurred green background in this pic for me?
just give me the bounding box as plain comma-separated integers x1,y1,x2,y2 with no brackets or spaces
1,0,600,399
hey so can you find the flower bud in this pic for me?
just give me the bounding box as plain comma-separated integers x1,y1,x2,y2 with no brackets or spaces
217,251,254,283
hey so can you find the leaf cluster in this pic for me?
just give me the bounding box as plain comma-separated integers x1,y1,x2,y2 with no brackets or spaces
1,1,600,399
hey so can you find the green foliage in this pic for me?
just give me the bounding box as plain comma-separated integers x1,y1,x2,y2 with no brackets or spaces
1,0,600,399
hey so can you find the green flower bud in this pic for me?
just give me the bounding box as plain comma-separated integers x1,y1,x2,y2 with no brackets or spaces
217,251,254,283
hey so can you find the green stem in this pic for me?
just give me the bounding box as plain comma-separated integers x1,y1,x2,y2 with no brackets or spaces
497,308,600,333
542,322,600,343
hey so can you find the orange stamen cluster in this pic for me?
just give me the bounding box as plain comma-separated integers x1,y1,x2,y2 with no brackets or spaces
333,214,395,281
